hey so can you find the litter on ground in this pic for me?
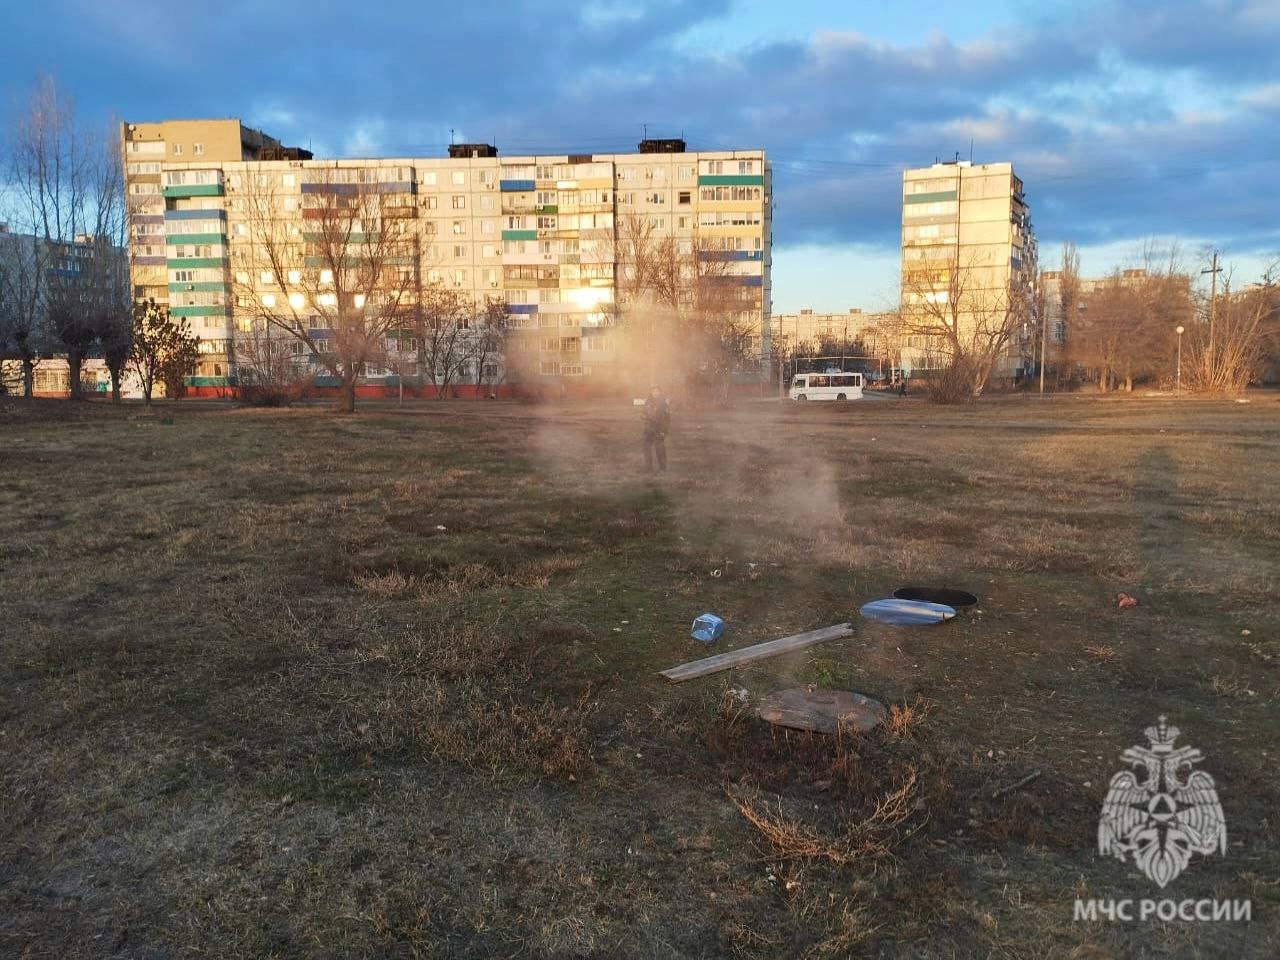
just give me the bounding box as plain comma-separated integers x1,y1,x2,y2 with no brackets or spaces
755,688,887,734
659,623,854,683
691,613,725,644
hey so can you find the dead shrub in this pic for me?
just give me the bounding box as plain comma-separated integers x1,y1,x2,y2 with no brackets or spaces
886,695,935,739
1083,643,1118,662
729,765,918,866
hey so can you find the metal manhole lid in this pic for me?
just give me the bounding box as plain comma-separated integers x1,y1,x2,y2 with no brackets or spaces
859,598,956,626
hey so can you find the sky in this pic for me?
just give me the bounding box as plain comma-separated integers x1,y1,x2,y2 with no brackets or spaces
4,0,1277,312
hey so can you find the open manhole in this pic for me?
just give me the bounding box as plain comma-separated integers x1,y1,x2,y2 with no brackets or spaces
756,688,886,734
893,586,978,608
860,598,956,626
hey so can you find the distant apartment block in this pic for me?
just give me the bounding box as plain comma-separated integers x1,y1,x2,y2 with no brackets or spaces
899,160,1037,374
121,118,771,390
771,307,898,357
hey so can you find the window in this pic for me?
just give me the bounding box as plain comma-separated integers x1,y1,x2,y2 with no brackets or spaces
260,271,274,284
453,244,466,258
282,173,295,187
424,196,438,210
318,292,336,306
678,191,691,204
320,269,333,283
262,293,277,308
452,171,466,185
480,195,493,210
452,270,466,287
452,195,465,209
172,143,183,156
234,223,247,236
481,220,494,235
287,269,301,284
452,221,465,235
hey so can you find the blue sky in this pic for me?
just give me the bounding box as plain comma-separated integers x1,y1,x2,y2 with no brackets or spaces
4,0,1277,311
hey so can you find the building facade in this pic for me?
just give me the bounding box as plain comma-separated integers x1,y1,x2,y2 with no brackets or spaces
121,119,771,392
770,308,898,357
899,160,1037,375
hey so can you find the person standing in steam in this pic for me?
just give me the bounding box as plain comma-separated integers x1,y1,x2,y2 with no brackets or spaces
641,386,671,473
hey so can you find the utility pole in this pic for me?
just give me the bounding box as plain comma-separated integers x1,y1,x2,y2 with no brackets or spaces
1038,295,1047,395
1202,250,1222,384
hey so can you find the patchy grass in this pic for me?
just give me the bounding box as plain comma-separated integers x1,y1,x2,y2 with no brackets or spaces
2,394,1279,958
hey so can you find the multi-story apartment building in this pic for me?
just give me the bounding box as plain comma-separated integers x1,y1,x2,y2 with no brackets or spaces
771,308,897,354
120,118,771,392
899,160,1036,375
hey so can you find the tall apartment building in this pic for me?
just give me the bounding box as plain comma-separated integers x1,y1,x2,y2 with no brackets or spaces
120,118,771,390
899,160,1036,375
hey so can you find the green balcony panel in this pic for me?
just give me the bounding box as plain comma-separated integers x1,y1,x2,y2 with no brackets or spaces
502,230,537,241
170,305,229,317
168,281,230,292
534,205,559,215
163,184,224,198
165,233,226,246
903,190,959,204
166,258,228,270
697,175,765,186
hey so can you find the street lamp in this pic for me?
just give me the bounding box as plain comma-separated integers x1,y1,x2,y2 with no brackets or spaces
1175,325,1185,395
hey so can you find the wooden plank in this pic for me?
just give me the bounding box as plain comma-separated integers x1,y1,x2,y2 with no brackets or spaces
659,623,853,683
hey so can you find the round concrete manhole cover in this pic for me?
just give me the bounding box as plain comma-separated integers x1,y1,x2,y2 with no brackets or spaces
755,688,887,734
893,586,978,608
860,598,956,625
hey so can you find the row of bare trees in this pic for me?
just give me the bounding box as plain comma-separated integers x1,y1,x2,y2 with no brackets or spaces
0,76,140,399
596,213,761,404
229,170,508,411
897,237,1277,402
1047,242,1278,394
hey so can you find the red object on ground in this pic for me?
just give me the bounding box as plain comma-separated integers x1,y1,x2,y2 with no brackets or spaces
1116,592,1139,608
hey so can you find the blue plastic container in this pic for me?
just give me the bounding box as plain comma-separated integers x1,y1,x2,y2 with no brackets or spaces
691,613,724,644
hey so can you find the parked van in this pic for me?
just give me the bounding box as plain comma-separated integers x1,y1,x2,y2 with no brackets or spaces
790,372,864,401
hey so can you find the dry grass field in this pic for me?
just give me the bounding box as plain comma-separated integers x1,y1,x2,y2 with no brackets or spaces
2,393,1278,958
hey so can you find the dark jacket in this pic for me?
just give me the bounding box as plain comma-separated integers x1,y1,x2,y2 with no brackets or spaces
642,396,670,436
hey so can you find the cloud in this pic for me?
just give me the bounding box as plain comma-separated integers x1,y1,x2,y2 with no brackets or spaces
4,0,1277,286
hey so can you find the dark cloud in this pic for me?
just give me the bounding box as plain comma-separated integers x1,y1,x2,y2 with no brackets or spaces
4,0,1277,264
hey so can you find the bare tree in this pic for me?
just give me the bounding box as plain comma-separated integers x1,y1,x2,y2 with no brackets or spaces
1073,244,1192,392
8,76,124,400
413,284,481,399
609,213,761,403
0,229,49,397
231,166,419,413
232,321,314,406
899,247,1031,402
469,296,509,398
1184,257,1279,392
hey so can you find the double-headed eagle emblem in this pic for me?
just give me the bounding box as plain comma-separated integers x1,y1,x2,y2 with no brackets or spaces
1098,716,1227,888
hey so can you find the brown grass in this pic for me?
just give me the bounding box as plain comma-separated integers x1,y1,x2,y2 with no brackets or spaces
2,394,1278,958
